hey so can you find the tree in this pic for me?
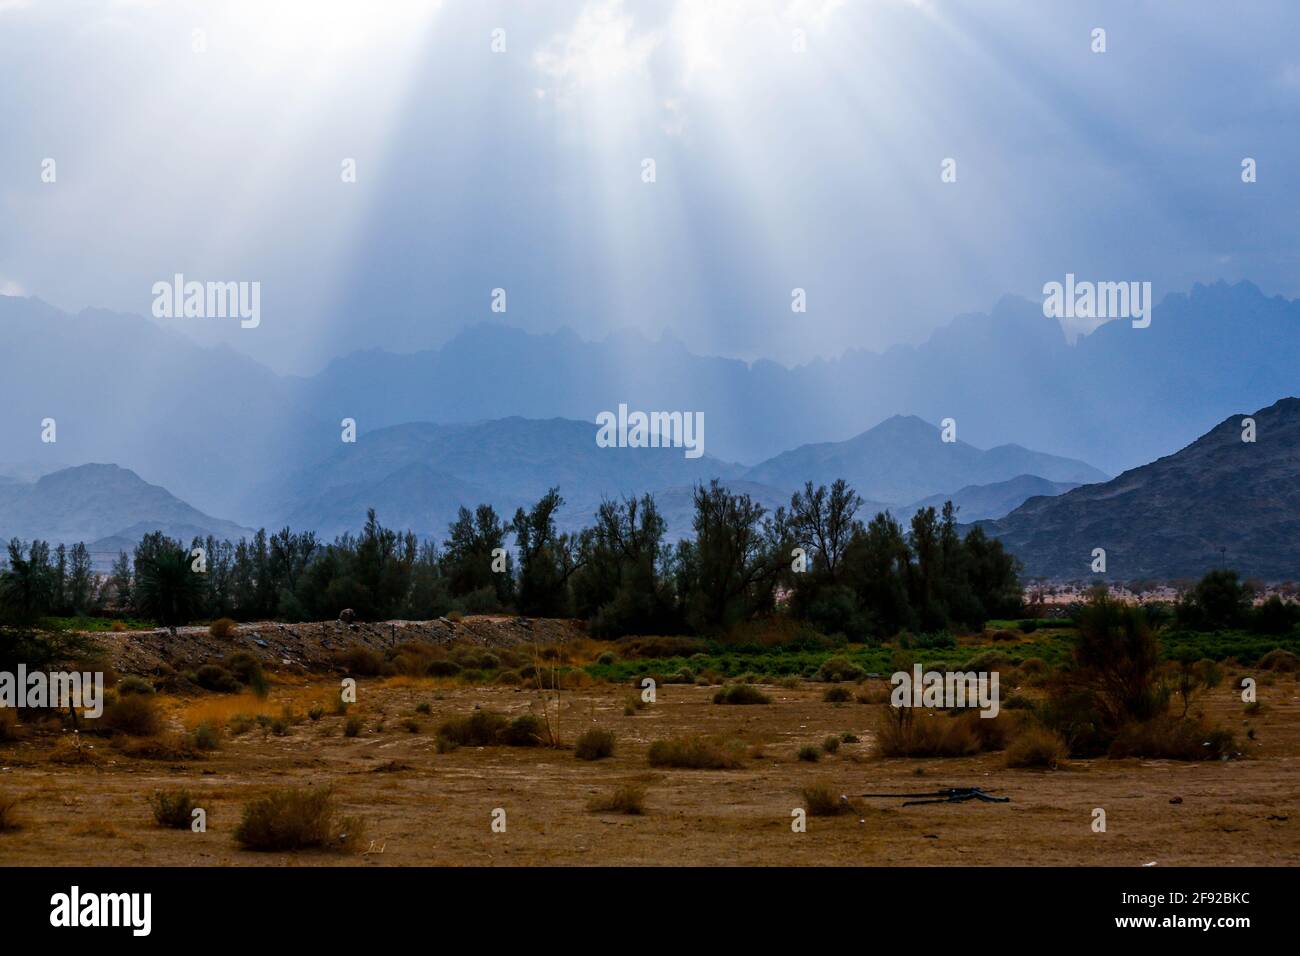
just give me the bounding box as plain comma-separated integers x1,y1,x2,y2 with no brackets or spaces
680,480,787,633
133,534,205,629
442,504,513,607
0,539,56,624
512,488,573,618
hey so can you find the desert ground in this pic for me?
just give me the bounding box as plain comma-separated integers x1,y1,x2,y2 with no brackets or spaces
0,619,1295,867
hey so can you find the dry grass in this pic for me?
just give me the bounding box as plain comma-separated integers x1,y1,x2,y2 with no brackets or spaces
97,694,163,737
575,727,616,760
647,735,744,769
587,783,646,815
1005,726,1068,769
873,709,998,758
0,708,22,742
234,785,364,852
1109,716,1236,761
0,794,20,831
802,784,852,816
178,692,281,730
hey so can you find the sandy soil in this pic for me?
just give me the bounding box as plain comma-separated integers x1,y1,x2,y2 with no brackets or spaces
0,668,1294,867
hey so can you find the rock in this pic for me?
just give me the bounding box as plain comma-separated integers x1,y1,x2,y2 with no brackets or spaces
1169,796,1183,804
339,608,356,624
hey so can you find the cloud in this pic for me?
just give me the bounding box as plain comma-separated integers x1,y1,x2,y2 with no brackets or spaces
533,0,664,104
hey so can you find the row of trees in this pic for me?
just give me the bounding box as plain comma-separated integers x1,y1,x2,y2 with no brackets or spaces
0,479,1023,638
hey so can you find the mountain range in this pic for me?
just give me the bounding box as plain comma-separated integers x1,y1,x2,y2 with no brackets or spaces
1,279,1296,526
982,397,1300,581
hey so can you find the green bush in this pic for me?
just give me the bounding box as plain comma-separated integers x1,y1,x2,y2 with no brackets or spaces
148,789,198,829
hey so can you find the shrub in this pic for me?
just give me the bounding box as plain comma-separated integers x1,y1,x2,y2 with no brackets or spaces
190,722,221,751
209,618,238,639
647,735,743,769
0,709,21,742
822,735,840,754
1019,657,1049,676
229,714,255,735
415,702,432,715
98,694,163,737
498,714,546,747
307,705,324,721
840,732,860,743
117,675,155,696
815,656,866,683
574,728,615,760
343,715,363,738
1005,727,1067,769
802,785,849,816
234,786,363,852
340,646,387,677
873,708,987,758
400,718,421,734
194,665,240,694
596,651,616,665
823,686,852,703
1109,717,1236,761
436,709,509,748
1258,649,1299,672
0,794,20,831
148,789,197,828
797,745,820,762
713,684,771,705
426,659,462,677
588,783,646,814
224,653,268,696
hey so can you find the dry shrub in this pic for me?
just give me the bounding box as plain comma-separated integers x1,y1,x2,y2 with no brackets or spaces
0,708,23,742
338,646,388,677
1005,726,1067,769
855,683,891,705
575,727,615,760
208,618,238,639
115,734,202,761
1109,717,1236,761
148,789,198,828
823,686,853,704
587,783,646,815
435,709,507,748
873,708,989,758
97,694,163,737
498,714,546,746
0,794,20,831
713,684,770,705
343,715,363,738
802,784,851,817
1257,649,1298,672
234,786,364,852
647,735,743,770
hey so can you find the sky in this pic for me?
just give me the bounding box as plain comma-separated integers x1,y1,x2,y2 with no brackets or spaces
2,0,1300,375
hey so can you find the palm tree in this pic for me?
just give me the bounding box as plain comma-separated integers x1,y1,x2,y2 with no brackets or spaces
134,544,205,631
0,539,55,624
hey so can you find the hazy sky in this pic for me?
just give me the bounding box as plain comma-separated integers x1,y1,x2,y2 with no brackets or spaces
3,0,1299,374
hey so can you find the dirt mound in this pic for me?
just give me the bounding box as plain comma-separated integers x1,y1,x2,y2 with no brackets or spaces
88,615,586,675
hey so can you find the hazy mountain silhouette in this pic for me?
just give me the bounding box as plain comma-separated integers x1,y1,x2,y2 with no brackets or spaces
0,464,251,548
893,474,1082,524
745,415,1104,503
982,397,1300,581
2,280,1294,527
